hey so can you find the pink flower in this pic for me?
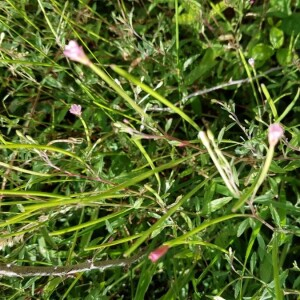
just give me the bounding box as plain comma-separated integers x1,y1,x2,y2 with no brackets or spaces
63,40,91,66
268,123,284,147
69,104,82,117
148,245,169,263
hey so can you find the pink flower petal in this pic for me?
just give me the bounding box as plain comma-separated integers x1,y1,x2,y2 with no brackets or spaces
63,40,91,66
69,104,82,117
148,245,169,263
268,123,284,147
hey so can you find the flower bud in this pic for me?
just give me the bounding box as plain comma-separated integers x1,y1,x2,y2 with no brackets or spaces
268,123,284,147
63,40,91,66
148,245,169,263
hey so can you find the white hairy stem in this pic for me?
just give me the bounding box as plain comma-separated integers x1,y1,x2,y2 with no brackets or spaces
0,252,145,277
183,66,282,101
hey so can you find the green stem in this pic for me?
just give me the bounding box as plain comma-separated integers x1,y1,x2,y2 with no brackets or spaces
79,116,91,148
88,63,147,119
199,131,240,198
250,145,274,201
272,232,283,300
233,145,275,211
110,64,201,131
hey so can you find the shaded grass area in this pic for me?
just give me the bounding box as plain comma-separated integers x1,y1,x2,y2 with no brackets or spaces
0,0,300,299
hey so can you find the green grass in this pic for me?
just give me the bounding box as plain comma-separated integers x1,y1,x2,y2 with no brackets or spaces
0,0,300,299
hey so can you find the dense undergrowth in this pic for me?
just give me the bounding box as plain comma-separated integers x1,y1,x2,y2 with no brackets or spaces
0,0,300,299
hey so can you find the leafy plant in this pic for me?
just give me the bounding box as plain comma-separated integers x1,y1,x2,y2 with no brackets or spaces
0,0,299,299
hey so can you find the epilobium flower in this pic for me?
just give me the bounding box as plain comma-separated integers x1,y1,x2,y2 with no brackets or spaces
268,123,284,147
69,104,91,147
148,245,169,263
63,40,91,66
69,104,82,117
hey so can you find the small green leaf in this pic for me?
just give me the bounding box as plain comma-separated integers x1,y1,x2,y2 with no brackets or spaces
269,161,286,173
281,13,300,36
237,219,250,237
270,27,284,49
202,197,232,214
269,0,292,17
276,48,293,66
185,48,220,85
284,160,300,171
250,44,274,62
250,252,257,274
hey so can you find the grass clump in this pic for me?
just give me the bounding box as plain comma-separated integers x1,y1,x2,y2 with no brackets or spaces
0,0,300,299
